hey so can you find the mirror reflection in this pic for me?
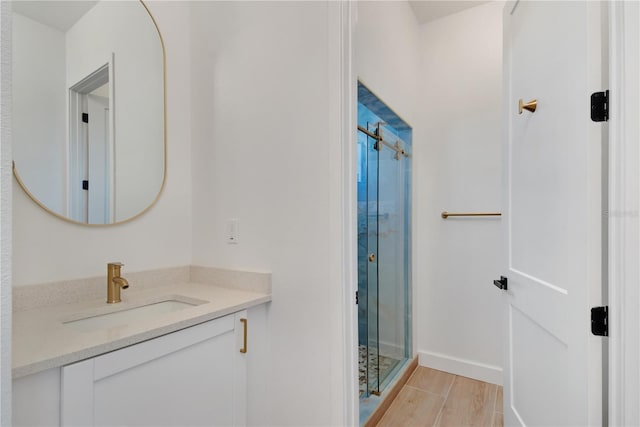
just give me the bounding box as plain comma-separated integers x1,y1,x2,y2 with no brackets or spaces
12,0,165,225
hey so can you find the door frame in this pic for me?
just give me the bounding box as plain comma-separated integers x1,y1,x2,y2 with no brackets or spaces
68,54,115,223
607,2,640,425
330,1,358,425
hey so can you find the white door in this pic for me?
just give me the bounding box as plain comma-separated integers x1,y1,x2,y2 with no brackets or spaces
87,93,111,224
503,1,605,425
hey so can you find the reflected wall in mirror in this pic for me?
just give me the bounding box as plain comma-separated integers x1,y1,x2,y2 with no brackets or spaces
12,0,165,225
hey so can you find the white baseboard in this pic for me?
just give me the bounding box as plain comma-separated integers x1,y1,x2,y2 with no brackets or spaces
418,350,503,386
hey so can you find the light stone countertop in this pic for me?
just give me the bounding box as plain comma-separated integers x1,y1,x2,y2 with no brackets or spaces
13,281,271,379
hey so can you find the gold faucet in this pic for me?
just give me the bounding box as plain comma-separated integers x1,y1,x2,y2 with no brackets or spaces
107,262,129,303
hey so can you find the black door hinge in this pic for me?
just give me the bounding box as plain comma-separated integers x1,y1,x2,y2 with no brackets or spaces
355,291,359,305
591,306,608,336
82,113,89,123
591,90,609,122
82,180,89,190
493,276,508,290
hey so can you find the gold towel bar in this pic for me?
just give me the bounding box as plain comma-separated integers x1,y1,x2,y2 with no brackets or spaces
441,212,502,219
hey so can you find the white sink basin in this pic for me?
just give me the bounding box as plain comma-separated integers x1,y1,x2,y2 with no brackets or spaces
63,296,208,333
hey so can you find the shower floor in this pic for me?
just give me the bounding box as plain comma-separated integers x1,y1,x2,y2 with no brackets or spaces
359,345,401,396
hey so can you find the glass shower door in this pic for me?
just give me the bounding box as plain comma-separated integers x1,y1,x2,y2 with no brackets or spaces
359,124,411,397
375,126,411,391
365,129,380,396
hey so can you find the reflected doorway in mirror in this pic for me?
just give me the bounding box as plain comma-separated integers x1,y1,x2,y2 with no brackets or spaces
68,56,114,224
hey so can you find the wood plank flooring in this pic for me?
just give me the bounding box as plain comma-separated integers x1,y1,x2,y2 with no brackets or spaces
376,367,503,427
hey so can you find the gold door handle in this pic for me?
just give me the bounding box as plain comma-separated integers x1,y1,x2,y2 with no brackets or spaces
519,99,537,114
368,253,376,262
240,318,247,353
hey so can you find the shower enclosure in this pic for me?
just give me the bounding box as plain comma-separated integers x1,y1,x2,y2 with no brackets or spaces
357,82,411,399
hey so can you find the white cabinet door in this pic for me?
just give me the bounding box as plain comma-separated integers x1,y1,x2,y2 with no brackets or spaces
13,368,61,427
62,311,248,426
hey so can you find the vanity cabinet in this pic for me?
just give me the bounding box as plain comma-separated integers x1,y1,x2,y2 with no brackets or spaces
13,368,62,426
61,311,247,426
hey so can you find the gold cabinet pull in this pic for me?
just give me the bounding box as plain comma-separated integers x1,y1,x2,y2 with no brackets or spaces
519,99,537,114
240,318,248,353
441,211,502,219
368,253,376,262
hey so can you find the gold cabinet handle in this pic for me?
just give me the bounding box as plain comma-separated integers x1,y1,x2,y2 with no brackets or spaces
368,253,376,262
441,211,502,219
240,318,247,353
519,98,537,114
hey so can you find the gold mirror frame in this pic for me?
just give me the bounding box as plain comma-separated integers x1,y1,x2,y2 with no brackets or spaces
12,0,167,227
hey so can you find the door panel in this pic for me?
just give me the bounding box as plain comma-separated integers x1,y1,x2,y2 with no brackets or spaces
511,306,568,426
87,94,110,224
509,1,581,290
503,1,603,425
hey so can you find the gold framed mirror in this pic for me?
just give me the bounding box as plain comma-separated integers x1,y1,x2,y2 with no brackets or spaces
12,0,166,225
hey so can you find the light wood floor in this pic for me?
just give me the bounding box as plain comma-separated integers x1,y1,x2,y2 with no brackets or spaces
376,367,503,427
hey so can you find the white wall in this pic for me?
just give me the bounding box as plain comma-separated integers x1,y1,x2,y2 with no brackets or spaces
12,13,66,215
66,1,164,222
0,0,12,422
355,2,420,127
416,1,504,384
12,1,192,286
189,2,346,425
